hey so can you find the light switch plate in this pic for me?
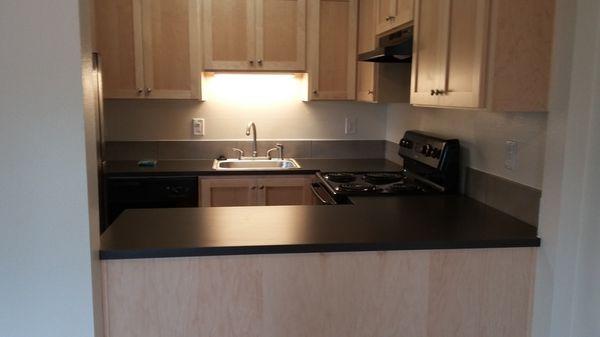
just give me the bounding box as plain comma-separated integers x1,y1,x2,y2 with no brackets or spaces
505,140,518,170
192,118,205,136
345,117,357,135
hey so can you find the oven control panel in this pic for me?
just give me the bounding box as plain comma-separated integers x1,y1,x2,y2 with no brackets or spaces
398,131,458,169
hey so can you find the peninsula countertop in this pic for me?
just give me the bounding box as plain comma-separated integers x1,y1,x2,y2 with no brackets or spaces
100,194,540,259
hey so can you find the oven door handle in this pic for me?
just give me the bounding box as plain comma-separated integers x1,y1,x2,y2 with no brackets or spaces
310,183,333,205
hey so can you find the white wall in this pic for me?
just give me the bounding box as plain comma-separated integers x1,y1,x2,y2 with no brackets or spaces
104,99,387,141
532,0,600,334
386,104,548,189
0,0,100,336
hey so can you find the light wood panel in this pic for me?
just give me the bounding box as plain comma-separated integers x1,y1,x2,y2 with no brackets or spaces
410,0,446,106
200,175,315,207
256,0,307,70
437,0,489,108
102,248,537,337
357,0,377,102
375,0,414,35
410,0,554,111
490,0,554,112
258,177,313,205
203,0,256,70
94,0,145,98
142,0,201,99
356,0,410,103
199,177,256,206
308,0,358,100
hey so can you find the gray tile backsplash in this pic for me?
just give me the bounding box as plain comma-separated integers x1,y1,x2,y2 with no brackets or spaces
465,168,541,226
384,140,403,165
105,140,385,161
310,140,385,159
104,141,158,161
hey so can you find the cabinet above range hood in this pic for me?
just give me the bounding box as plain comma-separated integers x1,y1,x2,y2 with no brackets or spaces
358,26,413,63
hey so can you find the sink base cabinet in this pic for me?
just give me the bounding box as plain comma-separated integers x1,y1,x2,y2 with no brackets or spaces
199,176,315,207
102,247,537,337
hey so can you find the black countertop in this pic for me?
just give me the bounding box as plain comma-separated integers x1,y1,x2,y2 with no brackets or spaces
101,195,540,259
103,158,404,176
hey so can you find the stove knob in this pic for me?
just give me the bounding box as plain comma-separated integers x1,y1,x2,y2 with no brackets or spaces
427,147,436,157
421,144,432,156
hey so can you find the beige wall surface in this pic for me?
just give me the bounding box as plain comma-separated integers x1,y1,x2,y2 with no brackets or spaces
0,0,99,336
104,100,387,141
386,104,548,189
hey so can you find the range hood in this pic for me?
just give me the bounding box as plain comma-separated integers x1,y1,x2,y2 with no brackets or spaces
358,26,413,63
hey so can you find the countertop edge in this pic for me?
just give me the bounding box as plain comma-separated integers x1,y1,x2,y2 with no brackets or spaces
99,239,541,260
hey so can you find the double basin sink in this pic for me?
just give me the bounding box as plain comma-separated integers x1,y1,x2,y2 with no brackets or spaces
213,158,301,171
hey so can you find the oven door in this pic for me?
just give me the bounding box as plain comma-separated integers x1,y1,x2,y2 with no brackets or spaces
310,182,351,205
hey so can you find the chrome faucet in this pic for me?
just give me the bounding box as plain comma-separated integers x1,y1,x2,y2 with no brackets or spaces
245,121,258,157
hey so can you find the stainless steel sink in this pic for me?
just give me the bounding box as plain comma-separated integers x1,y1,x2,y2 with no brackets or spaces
213,158,301,170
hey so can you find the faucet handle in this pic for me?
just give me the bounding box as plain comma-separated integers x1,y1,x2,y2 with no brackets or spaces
232,148,244,160
266,147,279,160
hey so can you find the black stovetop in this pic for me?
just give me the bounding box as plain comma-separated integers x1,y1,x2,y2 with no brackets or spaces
317,171,436,196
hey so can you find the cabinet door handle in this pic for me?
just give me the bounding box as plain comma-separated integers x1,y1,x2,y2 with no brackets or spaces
257,59,263,65
251,186,257,190
313,90,319,95
368,90,374,95
259,186,265,190
435,89,445,95
137,88,144,95
145,88,152,95
431,89,436,96
249,60,254,65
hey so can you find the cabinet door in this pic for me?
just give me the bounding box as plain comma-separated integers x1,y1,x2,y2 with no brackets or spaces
203,0,256,70
94,0,145,99
142,0,201,99
375,0,413,35
410,0,446,106
357,0,377,102
437,0,489,108
375,0,394,34
308,0,358,100
200,178,257,207
257,177,313,206
256,0,306,71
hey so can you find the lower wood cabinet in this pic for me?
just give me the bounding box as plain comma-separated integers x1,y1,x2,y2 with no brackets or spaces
199,175,315,207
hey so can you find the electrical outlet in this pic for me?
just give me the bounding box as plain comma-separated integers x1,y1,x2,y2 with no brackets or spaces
505,140,518,170
345,117,357,135
192,118,205,136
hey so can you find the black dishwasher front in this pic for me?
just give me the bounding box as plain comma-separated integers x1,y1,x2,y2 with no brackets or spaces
104,176,198,232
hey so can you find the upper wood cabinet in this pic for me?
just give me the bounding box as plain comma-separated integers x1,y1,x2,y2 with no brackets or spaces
411,0,554,111
307,0,358,100
357,0,409,103
375,0,414,35
94,0,201,99
203,0,306,71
